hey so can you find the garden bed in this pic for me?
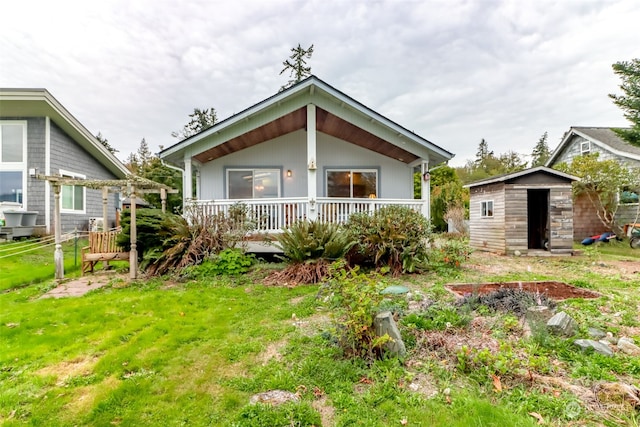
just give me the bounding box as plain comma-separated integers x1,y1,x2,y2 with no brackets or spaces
445,281,601,300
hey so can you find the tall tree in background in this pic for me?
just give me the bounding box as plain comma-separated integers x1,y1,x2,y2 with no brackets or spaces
280,43,314,91
96,132,117,154
171,108,218,139
531,131,551,166
125,138,183,213
609,58,640,147
457,139,527,184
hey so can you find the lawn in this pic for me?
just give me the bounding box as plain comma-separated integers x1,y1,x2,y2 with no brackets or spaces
1,239,639,426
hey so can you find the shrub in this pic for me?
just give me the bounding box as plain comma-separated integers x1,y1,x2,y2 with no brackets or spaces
183,249,255,279
320,263,391,362
144,203,255,276
427,238,472,269
116,208,174,260
265,221,355,285
345,206,431,275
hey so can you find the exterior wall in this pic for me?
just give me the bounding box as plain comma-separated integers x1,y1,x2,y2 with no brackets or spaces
617,204,640,228
198,129,413,200
503,187,528,254
572,194,608,239
548,186,574,251
554,134,640,169
468,183,506,253
48,121,119,232
25,118,47,223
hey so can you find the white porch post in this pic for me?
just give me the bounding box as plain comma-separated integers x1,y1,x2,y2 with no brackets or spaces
306,104,318,221
129,185,138,280
183,155,193,210
420,160,430,221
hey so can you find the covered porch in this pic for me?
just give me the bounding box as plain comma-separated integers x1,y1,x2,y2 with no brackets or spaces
191,196,426,233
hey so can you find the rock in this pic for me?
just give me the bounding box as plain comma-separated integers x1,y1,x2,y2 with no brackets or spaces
547,311,577,336
514,250,521,257
617,337,640,356
603,332,618,344
374,311,406,357
587,327,606,339
381,285,410,295
594,382,640,407
574,339,614,356
249,390,300,406
526,306,552,323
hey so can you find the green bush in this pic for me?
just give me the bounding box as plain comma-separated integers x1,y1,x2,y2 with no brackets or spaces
345,206,431,275
321,263,391,362
117,208,174,260
275,220,355,263
427,238,472,269
402,303,471,331
184,249,255,279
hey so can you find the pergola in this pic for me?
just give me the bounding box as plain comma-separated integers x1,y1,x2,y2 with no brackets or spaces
37,174,177,280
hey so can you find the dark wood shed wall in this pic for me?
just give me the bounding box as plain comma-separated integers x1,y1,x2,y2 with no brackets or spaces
468,182,506,253
504,187,527,253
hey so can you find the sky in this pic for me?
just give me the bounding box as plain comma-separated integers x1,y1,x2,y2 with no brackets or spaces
1,0,638,167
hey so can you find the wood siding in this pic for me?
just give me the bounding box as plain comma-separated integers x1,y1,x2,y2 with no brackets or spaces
469,183,506,253
548,187,574,251
504,187,528,253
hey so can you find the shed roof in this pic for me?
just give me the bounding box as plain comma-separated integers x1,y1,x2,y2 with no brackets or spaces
465,166,580,188
159,75,454,167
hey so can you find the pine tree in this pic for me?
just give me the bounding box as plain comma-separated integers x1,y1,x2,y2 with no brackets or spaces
609,58,640,147
280,43,314,91
172,108,218,139
531,131,551,166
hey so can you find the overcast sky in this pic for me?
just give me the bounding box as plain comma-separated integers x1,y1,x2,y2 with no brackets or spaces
1,0,638,166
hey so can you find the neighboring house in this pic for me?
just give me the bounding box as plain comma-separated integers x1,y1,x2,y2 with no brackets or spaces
0,88,129,233
546,127,640,239
466,167,579,255
159,76,454,232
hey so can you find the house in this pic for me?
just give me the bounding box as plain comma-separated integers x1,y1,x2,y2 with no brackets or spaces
465,167,579,255
0,88,129,233
546,127,640,239
159,76,454,232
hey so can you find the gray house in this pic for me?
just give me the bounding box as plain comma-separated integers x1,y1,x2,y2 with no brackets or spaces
546,127,640,238
466,167,579,255
160,76,454,232
0,88,129,233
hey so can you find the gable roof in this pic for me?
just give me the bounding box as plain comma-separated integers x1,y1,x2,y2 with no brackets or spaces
546,126,640,166
0,88,129,178
160,75,454,167
465,166,579,188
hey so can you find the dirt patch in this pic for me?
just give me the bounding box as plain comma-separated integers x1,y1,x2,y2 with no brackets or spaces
40,271,128,298
312,395,335,426
36,355,100,386
256,340,286,365
445,281,601,300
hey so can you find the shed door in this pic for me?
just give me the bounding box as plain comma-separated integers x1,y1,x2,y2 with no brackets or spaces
527,189,549,249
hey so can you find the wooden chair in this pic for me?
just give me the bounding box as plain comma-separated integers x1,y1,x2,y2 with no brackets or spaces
81,230,130,275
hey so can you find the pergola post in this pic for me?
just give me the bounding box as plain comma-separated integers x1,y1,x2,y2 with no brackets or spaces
129,185,138,280
102,186,109,231
161,188,167,214
53,184,64,279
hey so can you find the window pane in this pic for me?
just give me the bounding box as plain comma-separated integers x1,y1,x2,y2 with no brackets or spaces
74,186,84,210
2,125,23,162
62,185,74,209
228,170,252,199
327,171,350,197
0,171,22,203
254,170,278,198
352,172,376,198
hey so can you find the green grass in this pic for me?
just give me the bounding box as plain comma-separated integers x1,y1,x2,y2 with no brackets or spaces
1,243,640,426
0,238,89,291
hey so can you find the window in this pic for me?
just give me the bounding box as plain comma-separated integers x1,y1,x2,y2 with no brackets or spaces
326,169,377,198
227,169,280,199
60,170,85,213
0,122,27,205
481,200,494,217
580,141,591,155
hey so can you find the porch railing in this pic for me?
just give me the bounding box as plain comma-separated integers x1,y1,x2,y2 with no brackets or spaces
190,197,425,233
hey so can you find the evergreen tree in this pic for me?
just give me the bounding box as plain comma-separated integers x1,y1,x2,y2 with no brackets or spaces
172,108,218,139
531,131,551,166
96,132,117,154
280,43,314,91
609,58,640,147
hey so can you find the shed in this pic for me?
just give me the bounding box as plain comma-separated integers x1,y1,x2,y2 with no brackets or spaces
465,167,579,255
